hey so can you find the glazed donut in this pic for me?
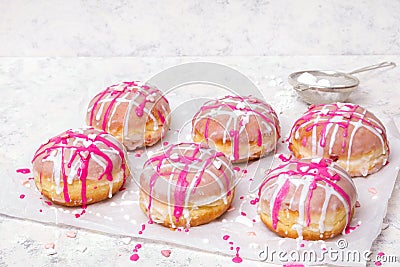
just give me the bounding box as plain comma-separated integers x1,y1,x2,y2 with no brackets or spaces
86,81,171,150
288,103,389,177
32,128,129,207
258,158,357,240
192,95,280,163
139,142,236,228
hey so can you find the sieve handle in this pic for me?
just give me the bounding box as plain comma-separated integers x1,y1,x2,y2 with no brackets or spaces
348,61,396,75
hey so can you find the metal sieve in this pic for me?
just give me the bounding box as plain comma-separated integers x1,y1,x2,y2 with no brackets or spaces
288,61,396,105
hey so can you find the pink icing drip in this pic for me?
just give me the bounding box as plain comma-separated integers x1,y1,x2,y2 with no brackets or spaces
138,224,146,234
16,168,31,174
257,129,262,146
204,118,210,139
278,154,292,162
102,88,126,130
232,247,243,263
344,222,361,234
78,155,90,208
305,179,317,226
272,179,290,229
229,130,240,161
61,148,71,203
89,88,110,126
173,165,190,221
157,110,166,124
135,87,160,117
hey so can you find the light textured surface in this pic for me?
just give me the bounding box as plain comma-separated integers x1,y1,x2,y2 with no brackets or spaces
1,0,400,56
1,1,400,265
0,56,399,266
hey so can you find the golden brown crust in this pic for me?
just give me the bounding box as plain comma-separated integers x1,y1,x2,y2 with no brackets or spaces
193,130,272,163
139,189,234,228
34,171,126,207
259,207,354,240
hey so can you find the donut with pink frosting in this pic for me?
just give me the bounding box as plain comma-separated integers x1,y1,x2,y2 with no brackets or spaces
86,81,171,150
139,142,236,228
258,158,358,240
192,95,280,163
32,128,129,207
288,103,389,177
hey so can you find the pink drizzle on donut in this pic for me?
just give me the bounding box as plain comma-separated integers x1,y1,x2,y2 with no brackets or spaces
272,179,290,229
288,103,389,173
257,129,263,147
87,81,169,148
259,158,356,235
193,95,280,161
32,128,127,208
144,143,232,226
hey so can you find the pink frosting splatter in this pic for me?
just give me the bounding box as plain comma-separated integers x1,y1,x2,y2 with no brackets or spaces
16,168,31,174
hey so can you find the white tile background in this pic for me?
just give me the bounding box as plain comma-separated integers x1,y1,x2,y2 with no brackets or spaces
1,0,399,57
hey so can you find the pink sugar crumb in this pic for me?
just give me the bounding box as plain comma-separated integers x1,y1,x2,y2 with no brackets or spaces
368,187,377,194
233,167,241,172
232,256,243,263
161,249,171,257
16,168,31,174
130,254,139,261
44,243,55,249
240,212,247,216
66,231,77,238
19,194,25,199
222,235,230,240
